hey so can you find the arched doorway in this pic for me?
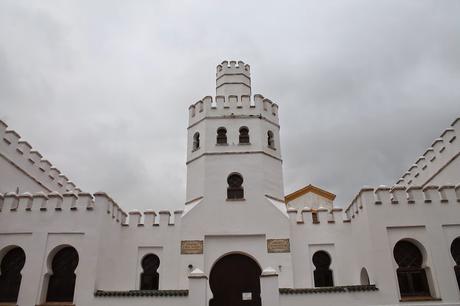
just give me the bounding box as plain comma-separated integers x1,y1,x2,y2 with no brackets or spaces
209,253,261,306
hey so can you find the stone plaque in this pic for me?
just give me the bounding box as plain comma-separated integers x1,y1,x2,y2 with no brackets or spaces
267,239,290,253
181,240,203,254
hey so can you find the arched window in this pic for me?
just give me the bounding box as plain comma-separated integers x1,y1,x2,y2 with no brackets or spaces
217,127,227,144
193,132,200,151
140,254,160,290
239,127,250,144
393,240,430,298
46,246,79,303
312,251,333,287
267,130,275,148
227,173,244,200
360,267,370,285
0,247,25,303
451,237,460,289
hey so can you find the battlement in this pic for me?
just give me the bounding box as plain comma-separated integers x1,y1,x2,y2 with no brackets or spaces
0,191,124,220
0,191,181,228
188,94,279,127
216,60,251,96
216,60,251,78
344,184,460,221
287,207,343,225
0,119,80,193
396,117,459,187
127,209,183,227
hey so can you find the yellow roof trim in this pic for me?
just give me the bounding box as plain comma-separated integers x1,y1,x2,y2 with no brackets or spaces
285,184,336,203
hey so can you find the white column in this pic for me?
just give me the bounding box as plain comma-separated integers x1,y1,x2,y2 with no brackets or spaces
260,267,280,306
188,268,208,306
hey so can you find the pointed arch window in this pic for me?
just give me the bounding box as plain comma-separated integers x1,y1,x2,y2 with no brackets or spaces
312,251,333,287
451,237,460,289
267,130,275,149
46,246,79,303
0,247,25,303
239,127,250,144
393,240,431,298
193,132,200,151
360,267,370,285
227,173,244,200
140,254,160,290
217,127,227,144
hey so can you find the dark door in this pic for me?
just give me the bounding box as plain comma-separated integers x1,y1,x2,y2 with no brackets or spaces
209,254,261,306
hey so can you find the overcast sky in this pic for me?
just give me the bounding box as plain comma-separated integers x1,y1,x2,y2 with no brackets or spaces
0,0,459,211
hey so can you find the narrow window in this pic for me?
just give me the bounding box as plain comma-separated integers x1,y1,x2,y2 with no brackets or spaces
267,130,275,148
451,237,460,289
140,254,160,290
393,240,431,298
193,132,200,151
46,246,79,303
0,247,25,303
312,210,319,224
239,127,250,144
312,251,333,287
227,173,244,200
360,267,370,285
216,127,227,144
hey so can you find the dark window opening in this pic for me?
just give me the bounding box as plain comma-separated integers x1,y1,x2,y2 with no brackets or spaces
312,251,333,287
393,240,431,298
312,211,319,224
46,246,79,302
193,132,200,151
360,267,370,285
239,127,250,144
451,237,460,290
227,173,244,200
267,131,275,148
140,254,160,290
0,247,25,303
217,128,227,144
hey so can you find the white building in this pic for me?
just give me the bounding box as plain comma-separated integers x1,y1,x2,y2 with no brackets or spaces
0,61,459,306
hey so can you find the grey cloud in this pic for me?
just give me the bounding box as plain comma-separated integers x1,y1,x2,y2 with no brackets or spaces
0,0,459,210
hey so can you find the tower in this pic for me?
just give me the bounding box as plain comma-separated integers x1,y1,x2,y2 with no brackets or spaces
185,61,284,212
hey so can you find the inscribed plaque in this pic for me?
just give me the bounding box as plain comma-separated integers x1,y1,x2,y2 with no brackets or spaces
181,240,203,254
267,239,290,253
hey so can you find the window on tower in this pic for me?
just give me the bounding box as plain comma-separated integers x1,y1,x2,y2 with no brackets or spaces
267,130,275,149
239,127,250,144
193,132,200,151
227,173,244,200
216,127,227,144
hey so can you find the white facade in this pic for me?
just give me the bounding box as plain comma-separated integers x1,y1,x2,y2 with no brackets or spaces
0,61,459,306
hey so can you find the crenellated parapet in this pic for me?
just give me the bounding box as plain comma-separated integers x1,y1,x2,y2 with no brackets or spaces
344,184,460,221
216,60,251,96
287,206,343,225
188,94,279,127
0,190,184,231
396,117,459,187
0,119,80,193
127,209,183,227
0,191,127,224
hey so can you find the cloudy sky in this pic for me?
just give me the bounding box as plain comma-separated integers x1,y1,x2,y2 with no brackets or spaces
0,0,459,211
